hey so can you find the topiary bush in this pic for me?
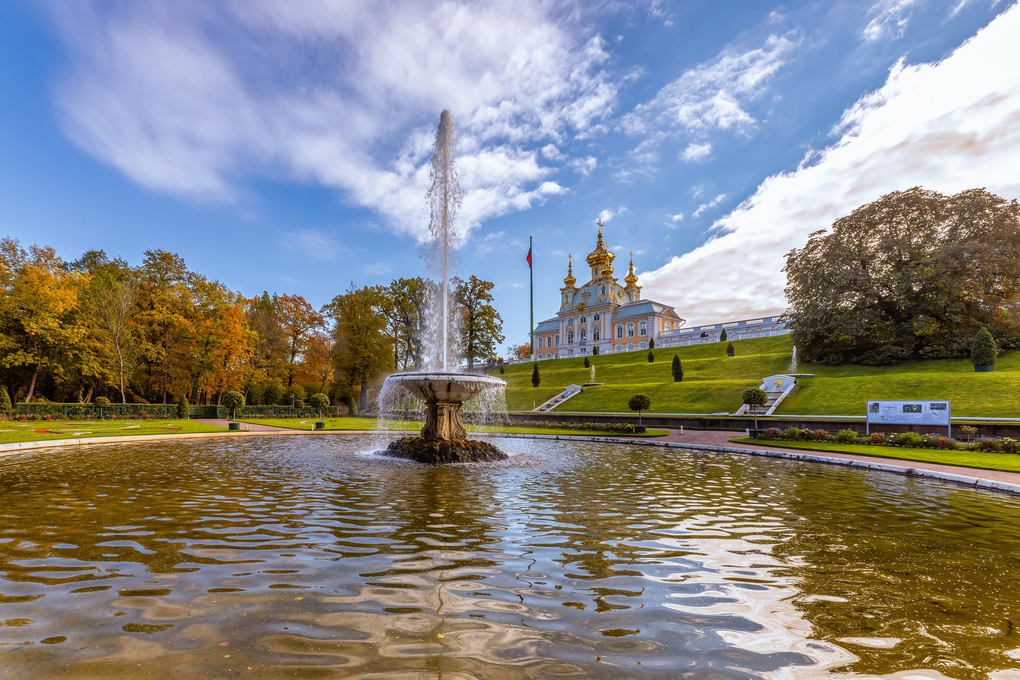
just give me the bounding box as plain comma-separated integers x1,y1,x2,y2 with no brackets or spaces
671,355,683,382
628,394,651,427
741,387,767,428
309,393,329,421
94,396,111,419
222,390,245,421
499,365,504,374
584,356,590,368
0,387,11,417
726,342,735,357
532,363,540,388
971,327,998,367
177,396,189,419
649,338,655,349
720,329,727,342
647,349,655,363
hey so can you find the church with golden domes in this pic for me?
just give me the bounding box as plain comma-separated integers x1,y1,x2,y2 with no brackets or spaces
532,224,686,359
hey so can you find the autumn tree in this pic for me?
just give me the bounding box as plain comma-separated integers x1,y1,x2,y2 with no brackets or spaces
511,343,532,360
454,275,504,370
134,250,195,402
277,294,323,387
325,285,393,411
784,187,1020,364
378,277,428,370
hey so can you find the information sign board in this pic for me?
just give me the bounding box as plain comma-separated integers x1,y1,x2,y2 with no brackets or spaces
865,400,951,437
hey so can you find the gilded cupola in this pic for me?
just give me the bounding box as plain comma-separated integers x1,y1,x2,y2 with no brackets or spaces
585,221,615,281
563,255,577,288
624,252,640,290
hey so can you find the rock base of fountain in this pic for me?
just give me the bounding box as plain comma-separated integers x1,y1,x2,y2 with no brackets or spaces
381,437,508,465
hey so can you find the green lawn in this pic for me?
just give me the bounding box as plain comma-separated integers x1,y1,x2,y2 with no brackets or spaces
0,420,227,445
241,417,668,438
729,436,1020,474
491,335,1020,418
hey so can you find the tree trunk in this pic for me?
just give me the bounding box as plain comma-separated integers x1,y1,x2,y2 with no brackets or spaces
25,365,40,403
84,384,94,404
117,347,127,404
359,383,369,413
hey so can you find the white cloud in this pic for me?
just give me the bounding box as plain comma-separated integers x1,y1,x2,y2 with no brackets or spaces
597,206,629,223
569,156,598,175
681,142,713,162
541,144,566,161
364,262,393,276
281,229,346,262
863,0,917,42
665,212,684,228
621,34,797,137
641,3,1020,326
475,229,526,256
48,0,617,240
692,194,726,218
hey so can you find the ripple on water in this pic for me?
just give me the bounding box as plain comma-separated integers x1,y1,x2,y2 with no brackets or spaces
1,435,1020,678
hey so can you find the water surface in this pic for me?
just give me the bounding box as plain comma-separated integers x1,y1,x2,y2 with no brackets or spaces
1,435,1019,679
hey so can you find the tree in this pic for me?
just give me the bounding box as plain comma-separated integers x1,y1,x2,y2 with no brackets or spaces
971,327,998,368
649,338,655,349
726,343,735,357
584,356,590,368
325,285,393,412
339,394,358,416
0,387,11,416
628,393,651,427
499,365,504,374
263,383,284,405
309,392,330,422
378,277,428,370
277,294,323,387
94,396,111,419
454,275,504,370
96,277,136,403
647,349,655,363
671,355,683,382
222,390,245,421
719,329,727,342
512,343,532,361
784,187,1020,364
532,363,540,387
304,328,337,395
742,387,768,429
177,396,189,419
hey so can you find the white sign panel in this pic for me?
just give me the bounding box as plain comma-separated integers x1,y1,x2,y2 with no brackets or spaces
866,400,951,436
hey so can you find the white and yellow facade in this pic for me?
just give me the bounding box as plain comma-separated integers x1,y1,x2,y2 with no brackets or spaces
533,226,686,359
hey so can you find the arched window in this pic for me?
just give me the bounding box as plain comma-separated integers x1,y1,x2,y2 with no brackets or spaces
593,326,600,341
567,330,574,344
593,313,600,321
546,335,552,348
580,316,586,324
639,321,647,336
664,321,672,332
627,323,635,338
579,327,587,343
616,325,623,339
567,317,574,326
554,334,560,345
537,337,543,349
601,285,606,296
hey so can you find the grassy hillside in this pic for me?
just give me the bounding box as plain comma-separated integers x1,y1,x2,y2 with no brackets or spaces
490,335,1020,418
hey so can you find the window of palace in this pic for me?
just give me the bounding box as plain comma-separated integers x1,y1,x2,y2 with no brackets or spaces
580,316,586,324
627,323,635,338
567,317,574,326
579,328,587,343
593,312,600,321
593,327,600,341
537,337,543,349
616,325,623,339
664,321,672,332
546,335,552,347
639,321,647,335
554,334,560,345
567,330,574,343
600,285,606,295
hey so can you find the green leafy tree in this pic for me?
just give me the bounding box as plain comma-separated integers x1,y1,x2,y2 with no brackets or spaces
454,275,505,370
784,187,1020,364
971,327,998,367
309,392,329,422
0,387,11,417
671,355,683,383
377,277,428,370
325,285,393,412
339,395,358,417
94,396,111,419
726,343,735,357
584,356,590,368
742,387,768,429
647,349,654,363
263,383,284,405
222,390,245,421
719,329,727,342
177,396,189,419
628,393,651,427
532,363,540,387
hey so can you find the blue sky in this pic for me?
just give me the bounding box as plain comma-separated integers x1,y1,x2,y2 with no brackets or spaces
1,0,1018,354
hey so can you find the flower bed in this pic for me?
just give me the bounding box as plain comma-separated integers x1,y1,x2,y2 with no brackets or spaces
755,426,1018,453
508,420,638,434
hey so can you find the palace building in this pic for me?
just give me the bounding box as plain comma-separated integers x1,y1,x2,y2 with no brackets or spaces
532,225,686,359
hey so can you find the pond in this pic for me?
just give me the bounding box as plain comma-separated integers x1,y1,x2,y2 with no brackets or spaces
1,435,1019,679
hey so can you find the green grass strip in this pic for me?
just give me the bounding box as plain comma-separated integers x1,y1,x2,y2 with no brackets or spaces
0,420,227,445
241,417,668,438
729,437,1020,474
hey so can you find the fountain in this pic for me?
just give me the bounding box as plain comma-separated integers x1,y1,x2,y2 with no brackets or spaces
379,110,508,464
789,344,798,373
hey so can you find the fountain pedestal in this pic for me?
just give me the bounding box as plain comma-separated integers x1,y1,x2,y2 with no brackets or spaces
380,372,508,464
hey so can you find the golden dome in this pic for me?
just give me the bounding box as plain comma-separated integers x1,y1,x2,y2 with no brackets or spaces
624,252,639,287
585,221,615,279
563,255,576,288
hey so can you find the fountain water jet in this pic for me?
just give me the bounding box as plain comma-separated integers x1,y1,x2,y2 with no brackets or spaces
379,111,507,464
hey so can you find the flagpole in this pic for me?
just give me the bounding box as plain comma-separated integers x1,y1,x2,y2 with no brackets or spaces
529,236,534,357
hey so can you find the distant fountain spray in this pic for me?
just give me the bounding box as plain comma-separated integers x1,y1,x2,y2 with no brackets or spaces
376,110,507,464
789,345,797,373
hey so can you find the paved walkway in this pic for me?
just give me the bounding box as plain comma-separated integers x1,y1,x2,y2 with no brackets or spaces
652,428,1020,487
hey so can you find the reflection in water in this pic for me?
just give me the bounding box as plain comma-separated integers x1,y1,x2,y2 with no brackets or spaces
1,436,1019,679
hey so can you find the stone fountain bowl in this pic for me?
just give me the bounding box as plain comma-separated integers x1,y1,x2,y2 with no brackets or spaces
384,372,506,403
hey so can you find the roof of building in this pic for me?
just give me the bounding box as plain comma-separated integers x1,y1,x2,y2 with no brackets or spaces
612,300,679,320
535,318,560,333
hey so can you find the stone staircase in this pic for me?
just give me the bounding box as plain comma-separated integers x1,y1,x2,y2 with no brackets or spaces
533,384,583,412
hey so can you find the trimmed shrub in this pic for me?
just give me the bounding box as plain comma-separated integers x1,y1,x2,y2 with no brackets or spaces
671,355,683,383
786,427,804,441
741,388,767,428
309,393,329,420
584,356,590,368
649,338,655,349
764,427,781,440
835,429,858,443
647,350,655,363
177,396,189,419
340,395,358,416
897,431,922,447
720,329,727,342
499,365,504,374
0,387,11,417
532,363,540,387
971,327,998,367
726,342,735,357
814,429,829,441
869,432,886,445
222,390,245,421
628,394,651,427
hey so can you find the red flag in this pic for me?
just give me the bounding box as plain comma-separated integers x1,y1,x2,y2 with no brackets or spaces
526,246,532,268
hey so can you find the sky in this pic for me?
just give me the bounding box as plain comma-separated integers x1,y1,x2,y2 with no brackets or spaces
1,0,1018,355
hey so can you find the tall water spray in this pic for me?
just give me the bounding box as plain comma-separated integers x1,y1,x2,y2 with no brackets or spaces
424,110,462,371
